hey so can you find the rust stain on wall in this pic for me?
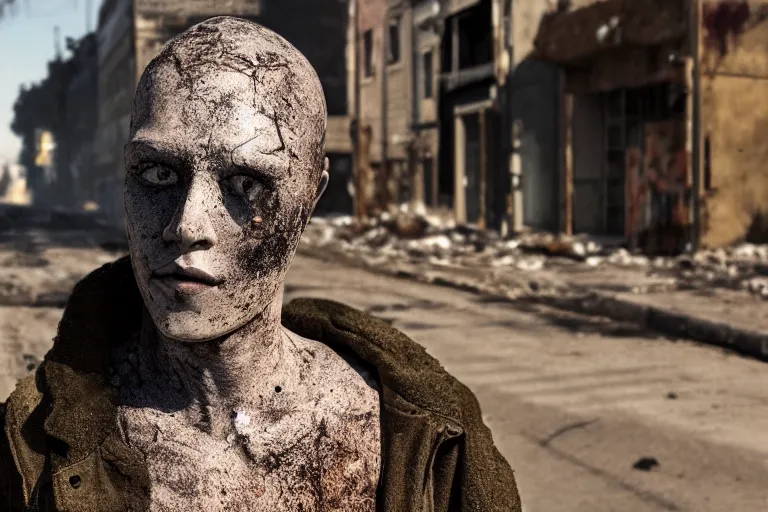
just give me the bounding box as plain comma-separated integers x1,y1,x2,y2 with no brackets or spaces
703,1,768,58
626,121,690,254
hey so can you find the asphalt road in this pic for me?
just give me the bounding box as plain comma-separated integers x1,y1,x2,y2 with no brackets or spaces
285,255,768,512
2,248,768,511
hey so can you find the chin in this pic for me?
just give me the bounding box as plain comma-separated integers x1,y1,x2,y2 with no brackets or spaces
151,310,245,343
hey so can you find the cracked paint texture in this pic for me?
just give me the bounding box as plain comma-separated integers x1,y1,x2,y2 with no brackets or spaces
118,16,380,511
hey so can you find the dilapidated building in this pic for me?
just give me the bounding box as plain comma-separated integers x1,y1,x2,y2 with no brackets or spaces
95,0,354,224
535,0,768,251
352,0,565,233
355,0,768,252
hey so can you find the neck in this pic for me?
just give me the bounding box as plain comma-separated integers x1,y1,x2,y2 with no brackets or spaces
137,287,290,430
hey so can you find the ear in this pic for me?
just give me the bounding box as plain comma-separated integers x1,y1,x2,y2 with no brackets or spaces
311,157,330,213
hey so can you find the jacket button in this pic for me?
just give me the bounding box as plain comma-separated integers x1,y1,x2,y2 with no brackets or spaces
69,475,82,489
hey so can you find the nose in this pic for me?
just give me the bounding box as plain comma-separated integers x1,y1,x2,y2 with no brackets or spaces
162,178,219,253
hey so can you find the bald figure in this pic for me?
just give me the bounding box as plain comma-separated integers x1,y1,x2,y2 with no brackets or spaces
0,16,521,512
120,17,379,511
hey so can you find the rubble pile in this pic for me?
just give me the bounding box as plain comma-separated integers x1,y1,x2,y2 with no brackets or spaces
304,212,768,300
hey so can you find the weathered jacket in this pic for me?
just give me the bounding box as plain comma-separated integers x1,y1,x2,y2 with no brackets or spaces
1,256,521,511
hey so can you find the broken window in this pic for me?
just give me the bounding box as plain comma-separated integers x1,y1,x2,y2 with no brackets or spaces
387,16,401,64
423,50,433,98
457,0,492,69
363,29,374,77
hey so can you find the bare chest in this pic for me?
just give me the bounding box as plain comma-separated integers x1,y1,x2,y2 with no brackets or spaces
117,362,381,511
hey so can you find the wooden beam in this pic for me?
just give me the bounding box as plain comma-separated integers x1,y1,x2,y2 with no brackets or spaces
479,108,487,230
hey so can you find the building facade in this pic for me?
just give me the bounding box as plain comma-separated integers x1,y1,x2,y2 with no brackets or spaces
95,0,354,225
352,0,564,234
535,0,768,251
353,0,768,251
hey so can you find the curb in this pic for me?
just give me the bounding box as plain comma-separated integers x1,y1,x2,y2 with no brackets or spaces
297,244,768,361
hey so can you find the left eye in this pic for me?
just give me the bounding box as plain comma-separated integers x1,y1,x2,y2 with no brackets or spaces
139,165,178,186
227,175,263,200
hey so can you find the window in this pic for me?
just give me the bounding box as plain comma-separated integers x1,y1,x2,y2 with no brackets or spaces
422,50,434,98
363,29,374,77
704,135,712,191
387,16,401,64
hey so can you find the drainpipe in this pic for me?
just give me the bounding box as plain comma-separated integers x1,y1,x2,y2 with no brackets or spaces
502,0,515,235
410,3,421,208
381,14,390,208
411,3,420,137
352,0,362,220
690,0,702,252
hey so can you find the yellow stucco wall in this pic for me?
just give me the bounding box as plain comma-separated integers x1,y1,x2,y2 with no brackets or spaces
700,1,768,247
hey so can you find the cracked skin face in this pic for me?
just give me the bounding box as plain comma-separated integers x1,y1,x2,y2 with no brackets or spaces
124,16,329,342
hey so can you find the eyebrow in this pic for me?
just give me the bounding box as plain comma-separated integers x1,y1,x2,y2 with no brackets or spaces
230,145,290,180
125,139,181,165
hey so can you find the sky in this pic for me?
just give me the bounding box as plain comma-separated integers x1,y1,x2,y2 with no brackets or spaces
0,0,100,165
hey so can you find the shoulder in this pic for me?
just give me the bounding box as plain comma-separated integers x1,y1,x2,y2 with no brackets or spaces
284,328,380,413
283,298,490,431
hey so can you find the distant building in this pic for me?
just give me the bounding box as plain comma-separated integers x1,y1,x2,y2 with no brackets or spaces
9,32,99,210
95,0,354,225
61,34,99,209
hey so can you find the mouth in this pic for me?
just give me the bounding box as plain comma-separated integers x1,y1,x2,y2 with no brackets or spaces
151,263,224,297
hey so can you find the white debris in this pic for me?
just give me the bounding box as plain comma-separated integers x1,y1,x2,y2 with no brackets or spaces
516,259,544,271
330,215,354,227
493,255,517,267
302,212,768,300
418,235,452,250
596,24,610,43
585,256,603,267
233,410,251,428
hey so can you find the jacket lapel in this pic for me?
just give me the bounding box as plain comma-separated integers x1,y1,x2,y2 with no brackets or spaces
40,256,151,511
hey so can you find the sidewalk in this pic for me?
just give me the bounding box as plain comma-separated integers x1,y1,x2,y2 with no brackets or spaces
298,217,768,360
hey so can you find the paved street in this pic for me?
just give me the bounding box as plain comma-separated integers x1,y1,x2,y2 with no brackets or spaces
2,241,768,511
285,256,768,512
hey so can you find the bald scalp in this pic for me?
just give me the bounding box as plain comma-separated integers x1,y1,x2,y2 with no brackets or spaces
130,16,327,173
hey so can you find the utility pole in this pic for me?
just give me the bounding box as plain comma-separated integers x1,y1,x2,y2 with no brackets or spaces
381,14,389,211
690,0,702,252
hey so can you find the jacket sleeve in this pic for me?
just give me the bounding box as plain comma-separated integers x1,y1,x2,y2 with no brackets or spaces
432,386,523,512
1,402,28,511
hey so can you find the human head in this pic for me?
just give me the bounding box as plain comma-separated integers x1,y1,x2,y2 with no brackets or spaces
124,16,329,341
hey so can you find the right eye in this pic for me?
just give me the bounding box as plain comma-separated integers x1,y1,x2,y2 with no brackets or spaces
139,165,178,187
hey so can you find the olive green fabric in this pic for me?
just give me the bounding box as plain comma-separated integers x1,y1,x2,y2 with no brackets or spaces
1,255,522,511
282,298,522,511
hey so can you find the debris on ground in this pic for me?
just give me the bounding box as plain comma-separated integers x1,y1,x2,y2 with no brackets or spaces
632,457,660,471
303,212,768,300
